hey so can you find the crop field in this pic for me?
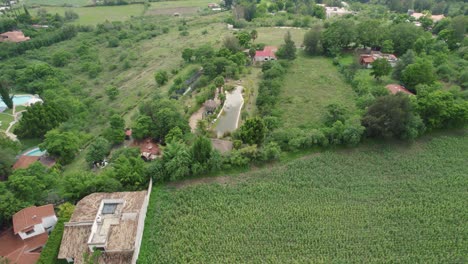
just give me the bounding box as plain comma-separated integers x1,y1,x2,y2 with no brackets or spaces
40,5,145,25
139,132,468,263
278,55,356,129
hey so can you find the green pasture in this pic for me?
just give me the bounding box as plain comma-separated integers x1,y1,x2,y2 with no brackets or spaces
255,26,306,47
0,113,14,131
278,54,356,129
25,0,90,7
39,4,145,25
140,132,468,263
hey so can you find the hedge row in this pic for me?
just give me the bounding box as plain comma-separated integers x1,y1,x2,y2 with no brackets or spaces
37,217,69,264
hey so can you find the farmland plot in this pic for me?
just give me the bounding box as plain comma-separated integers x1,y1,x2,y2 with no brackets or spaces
140,133,468,263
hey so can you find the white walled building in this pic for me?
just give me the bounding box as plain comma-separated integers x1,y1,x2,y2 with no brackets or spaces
13,204,58,240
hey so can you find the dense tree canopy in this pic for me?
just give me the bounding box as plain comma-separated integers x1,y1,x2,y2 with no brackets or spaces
14,102,68,139
40,129,81,164
362,94,425,139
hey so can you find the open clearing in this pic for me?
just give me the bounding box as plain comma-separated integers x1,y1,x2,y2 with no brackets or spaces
40,5,145,25
256,27,306,47
25,0,90,6
278,54,356,128
140,132,468,263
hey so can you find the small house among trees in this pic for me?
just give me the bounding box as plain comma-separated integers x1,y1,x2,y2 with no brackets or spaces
359,51,398,68
385,84,414,95
204,99,218,114
254,46,278,62
134,138,160,161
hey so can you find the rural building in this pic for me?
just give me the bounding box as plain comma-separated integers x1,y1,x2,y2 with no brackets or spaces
58,191,150,264
12,155,56,170
204,99,218,114
125,129,132,140
317,3,352,18
0,205,57,264
359,51,398,68
254,46,278,62
133,139,160,161
0,31,30,43
408,10,445,22
385,84,414,95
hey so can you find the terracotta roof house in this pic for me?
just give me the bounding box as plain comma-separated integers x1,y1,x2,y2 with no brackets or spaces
0,31,30,43
254,46,277,62
133,139,160,161
58,191,150,264
13,155,56,170
385,84,414,95
0,205,57,264
360,52,398,68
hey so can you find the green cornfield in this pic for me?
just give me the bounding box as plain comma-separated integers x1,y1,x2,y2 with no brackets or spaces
139,133,468,263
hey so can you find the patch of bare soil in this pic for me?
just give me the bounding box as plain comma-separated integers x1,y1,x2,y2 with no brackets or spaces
146,7,199,15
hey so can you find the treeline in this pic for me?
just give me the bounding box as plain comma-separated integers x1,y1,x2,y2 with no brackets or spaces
304,16,467,89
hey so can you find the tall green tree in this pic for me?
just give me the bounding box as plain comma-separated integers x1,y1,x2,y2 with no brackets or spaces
40,129,81,164
132,115,152,140
0,82,13,109
112,155,147,190
14,102,68,139
154,70,168,86
303,26,322,55
250,29,258,42
417,90,468,129
276,31,296,60
191,136,213,164
371,58,392,81
238,117,267,145
362,94,425,139
163,141,192,181
321,19,356,56
392,49,415,80
104,114,125,144
85,137,110,165
401,59,436,91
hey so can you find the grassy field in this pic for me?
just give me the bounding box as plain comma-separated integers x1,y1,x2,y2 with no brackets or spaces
25,0,90,6
0,113,14,131
278,54,356,129
40,5,145,25
140,132,468,263
256,27,305,47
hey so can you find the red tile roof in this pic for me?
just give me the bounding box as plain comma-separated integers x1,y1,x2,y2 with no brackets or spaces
0,230,47,264
12,205,55,234
13,156,56,170
385,84,414,95
255,46,277,58
360,55,374,64
12,156,40,170
134,139,160,155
